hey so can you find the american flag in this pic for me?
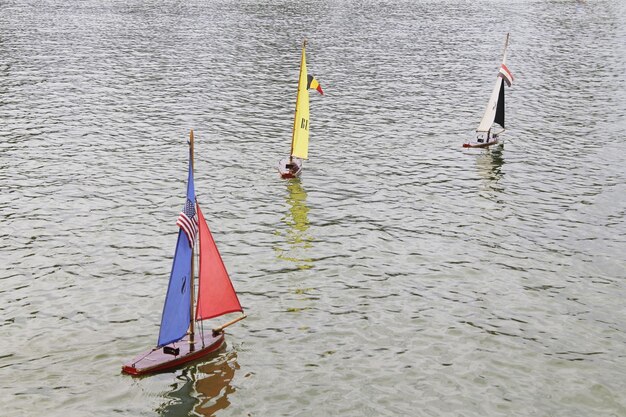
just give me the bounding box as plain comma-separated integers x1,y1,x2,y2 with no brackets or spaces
176,198,198,247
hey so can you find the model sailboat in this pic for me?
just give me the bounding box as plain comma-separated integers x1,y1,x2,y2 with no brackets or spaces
278,39,324,179
464,33,514,148
122,130,246,376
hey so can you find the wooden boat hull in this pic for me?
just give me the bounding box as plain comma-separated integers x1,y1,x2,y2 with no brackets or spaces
122,332,225,376
463,138,500,148
278,157,302,179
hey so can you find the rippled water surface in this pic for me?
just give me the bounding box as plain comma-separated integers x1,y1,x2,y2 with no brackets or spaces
2,1,625,416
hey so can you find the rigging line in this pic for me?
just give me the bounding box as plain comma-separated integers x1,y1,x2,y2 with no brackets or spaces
132,347,159,367
199,318,206,348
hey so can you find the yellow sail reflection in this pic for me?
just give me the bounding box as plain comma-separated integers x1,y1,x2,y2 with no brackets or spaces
275,179,313,269
291,43,311,159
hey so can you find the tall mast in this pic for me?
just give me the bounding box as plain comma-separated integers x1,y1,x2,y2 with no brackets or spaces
497,33,510,135
188,129,196,349
289,39,307,161
502,33,510,65
476,33,510,135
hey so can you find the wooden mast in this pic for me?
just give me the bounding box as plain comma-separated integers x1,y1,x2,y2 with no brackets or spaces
496,33,510,139
289,39,307,164
188,129,196,349
502,33,510,64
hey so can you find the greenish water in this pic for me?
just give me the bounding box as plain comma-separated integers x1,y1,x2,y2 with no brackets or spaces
1,1,625,416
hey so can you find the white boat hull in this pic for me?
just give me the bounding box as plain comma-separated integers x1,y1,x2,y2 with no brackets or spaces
278,157,303,179
463,137,500,148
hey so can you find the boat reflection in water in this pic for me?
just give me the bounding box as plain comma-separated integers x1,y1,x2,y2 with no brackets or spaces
275,178,313,270
476,143,505,201
157,350,239,417
475,144,505,186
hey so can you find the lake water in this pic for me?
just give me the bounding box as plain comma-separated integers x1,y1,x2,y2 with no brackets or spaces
1,0,625,416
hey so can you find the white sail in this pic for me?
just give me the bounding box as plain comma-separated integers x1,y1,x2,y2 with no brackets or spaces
476,34,510,133
476,76,504,133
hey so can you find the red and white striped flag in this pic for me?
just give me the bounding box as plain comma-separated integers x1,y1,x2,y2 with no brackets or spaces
499,64,514,87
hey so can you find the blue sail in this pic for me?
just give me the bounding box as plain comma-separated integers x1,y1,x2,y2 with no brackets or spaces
157,231,192,347
157,152,197,347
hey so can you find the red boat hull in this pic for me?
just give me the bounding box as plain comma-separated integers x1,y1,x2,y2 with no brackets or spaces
278,157,302,179
122,332,225,376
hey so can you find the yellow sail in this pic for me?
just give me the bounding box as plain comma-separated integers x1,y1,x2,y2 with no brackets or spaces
291,44,310,160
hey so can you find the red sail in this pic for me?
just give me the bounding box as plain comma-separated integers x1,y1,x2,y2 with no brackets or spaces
195,204,243,321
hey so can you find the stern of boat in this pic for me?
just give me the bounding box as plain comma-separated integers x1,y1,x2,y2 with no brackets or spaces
278,157,302,179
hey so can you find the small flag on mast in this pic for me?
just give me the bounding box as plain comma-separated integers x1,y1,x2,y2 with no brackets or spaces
499,64,514,87
307,74,324,95
176,141,198,248
177,198,198,247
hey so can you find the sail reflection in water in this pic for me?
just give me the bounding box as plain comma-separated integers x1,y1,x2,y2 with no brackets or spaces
275,179,313,269
476,146,505,182
475,146,505,195
157,351,239,417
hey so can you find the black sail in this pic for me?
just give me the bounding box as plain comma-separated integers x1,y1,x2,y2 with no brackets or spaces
494,79,505,129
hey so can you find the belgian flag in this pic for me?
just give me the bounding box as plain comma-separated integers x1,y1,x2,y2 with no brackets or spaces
307,74,324,95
